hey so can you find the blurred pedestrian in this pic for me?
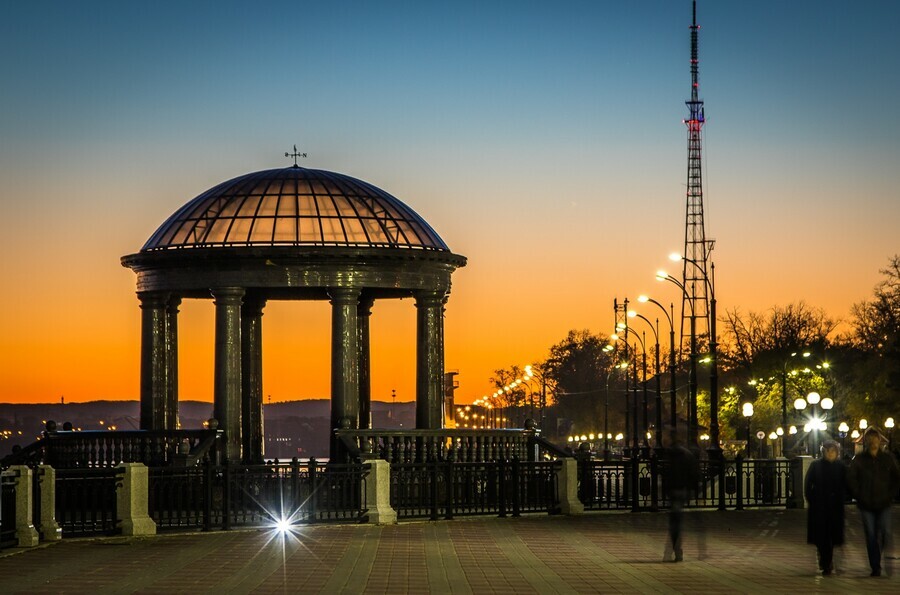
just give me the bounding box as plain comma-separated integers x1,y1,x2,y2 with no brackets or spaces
848,426,900,577
663,431,699,562
805,440,846,575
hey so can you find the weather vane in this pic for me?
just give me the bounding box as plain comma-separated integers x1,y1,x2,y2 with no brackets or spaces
285,144,307,166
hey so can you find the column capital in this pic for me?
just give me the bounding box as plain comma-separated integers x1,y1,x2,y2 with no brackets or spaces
358,294,375,316
329,286,360,305
242,295,267,317
414,289,447,308
166,295,182,314
137,292,169,309
211,287,245,306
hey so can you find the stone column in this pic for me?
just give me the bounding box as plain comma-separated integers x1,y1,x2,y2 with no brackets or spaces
357,295,375,430
557,458,585,515
363,459,397,524
138,292,169,430
38,465,61,541
116,463,157,536
165,296,181,430
212,287,244,462
241,296,266,464
415,289,446,429
5,466,39,546
329,287,360,461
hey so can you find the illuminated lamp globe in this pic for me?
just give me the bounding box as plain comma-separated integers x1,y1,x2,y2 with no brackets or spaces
806,392,821,405
821,397,834,410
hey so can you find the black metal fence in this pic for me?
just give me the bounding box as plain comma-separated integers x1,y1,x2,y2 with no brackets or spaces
55,467,121,537
148,459,368,531
1,471,18,549
578,456,798,511
391,458,560,520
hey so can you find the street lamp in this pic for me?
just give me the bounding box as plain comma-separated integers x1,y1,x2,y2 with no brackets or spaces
629,309,663,449
886,417,895,449
656,270,698,447
742,402,753,457
671,254,720,456
613,326,648,452
603,356,628,459
638,295,678,439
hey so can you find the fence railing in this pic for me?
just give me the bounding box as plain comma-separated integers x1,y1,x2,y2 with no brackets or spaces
55,467,122,537
578,456,799,511
148,459,368,531
391,458,561,520
335,428,566,464
1,471,18,549
1,429,223,470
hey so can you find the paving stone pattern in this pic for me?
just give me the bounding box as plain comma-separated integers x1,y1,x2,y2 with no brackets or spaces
2,508,899,594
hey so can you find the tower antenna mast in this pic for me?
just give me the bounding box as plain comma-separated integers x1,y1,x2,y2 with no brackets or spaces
681,0,713,338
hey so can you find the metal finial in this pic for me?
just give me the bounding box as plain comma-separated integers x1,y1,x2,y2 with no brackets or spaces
285,144,307,167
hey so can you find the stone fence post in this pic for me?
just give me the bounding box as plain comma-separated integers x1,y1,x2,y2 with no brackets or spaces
364,459,397,525
38,465,61,541
5,465,39,547
791,456,813,509
557,458,584,515
116,463,157,536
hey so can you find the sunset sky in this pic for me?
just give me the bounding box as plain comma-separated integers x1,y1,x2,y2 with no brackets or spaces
1,1,898,408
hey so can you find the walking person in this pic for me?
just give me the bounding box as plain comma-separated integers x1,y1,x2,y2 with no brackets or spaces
662,431,699,562
805,440,846,575
847,426,900,577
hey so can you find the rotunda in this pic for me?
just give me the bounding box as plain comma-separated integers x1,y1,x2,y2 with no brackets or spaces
122,165,466,462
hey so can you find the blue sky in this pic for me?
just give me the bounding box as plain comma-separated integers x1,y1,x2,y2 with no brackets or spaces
1,1,898,403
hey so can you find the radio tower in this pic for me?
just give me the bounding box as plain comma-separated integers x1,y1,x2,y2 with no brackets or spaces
681,0,712,339
680,0,715,448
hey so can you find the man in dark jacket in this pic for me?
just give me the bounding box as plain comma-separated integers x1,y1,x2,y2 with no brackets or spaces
663,432,699,562
805,440,846,575
847,426,900,577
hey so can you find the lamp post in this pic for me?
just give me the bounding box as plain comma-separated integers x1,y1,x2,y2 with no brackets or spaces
838,421,849,455
886,417,895,450
638,295,678,439
603,354,627,459
672,255,720,456
629,309,663,449
614,325,647,454
742,402,753,457
656,271,698,447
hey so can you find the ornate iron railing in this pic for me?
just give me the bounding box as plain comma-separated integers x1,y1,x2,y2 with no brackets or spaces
55,467,121,537
335,428,565,463
148,459,368,531
1,429,223,470
390,458,560,520
1,471,18,549
578,456,798,511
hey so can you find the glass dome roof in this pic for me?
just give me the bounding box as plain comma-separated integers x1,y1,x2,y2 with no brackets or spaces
142,166,450,252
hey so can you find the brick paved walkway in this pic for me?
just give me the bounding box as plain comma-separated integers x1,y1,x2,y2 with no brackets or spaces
3,508,899,593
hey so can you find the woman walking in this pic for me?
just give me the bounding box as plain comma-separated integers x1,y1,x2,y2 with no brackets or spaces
805,440,846,575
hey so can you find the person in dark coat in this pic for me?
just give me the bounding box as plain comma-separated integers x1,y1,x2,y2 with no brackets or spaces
663,431,699,562
805,440,846,575
847,426,900,577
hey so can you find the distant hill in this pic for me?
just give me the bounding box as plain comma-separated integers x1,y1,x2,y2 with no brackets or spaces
0,399,418,459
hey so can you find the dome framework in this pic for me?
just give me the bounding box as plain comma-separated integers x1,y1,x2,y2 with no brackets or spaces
123,166,466,462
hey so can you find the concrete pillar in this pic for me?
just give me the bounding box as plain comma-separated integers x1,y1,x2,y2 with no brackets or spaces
139,292,169,430
37,465,61,541
363,459,397,525
557,458,584,515
212,287,244,462
116,463,156,536
797,455,813,509
415,289,446,429
165,296,181,430
329,287,360,460
242,296,266,464
357,295,374,430
5,466,39,547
